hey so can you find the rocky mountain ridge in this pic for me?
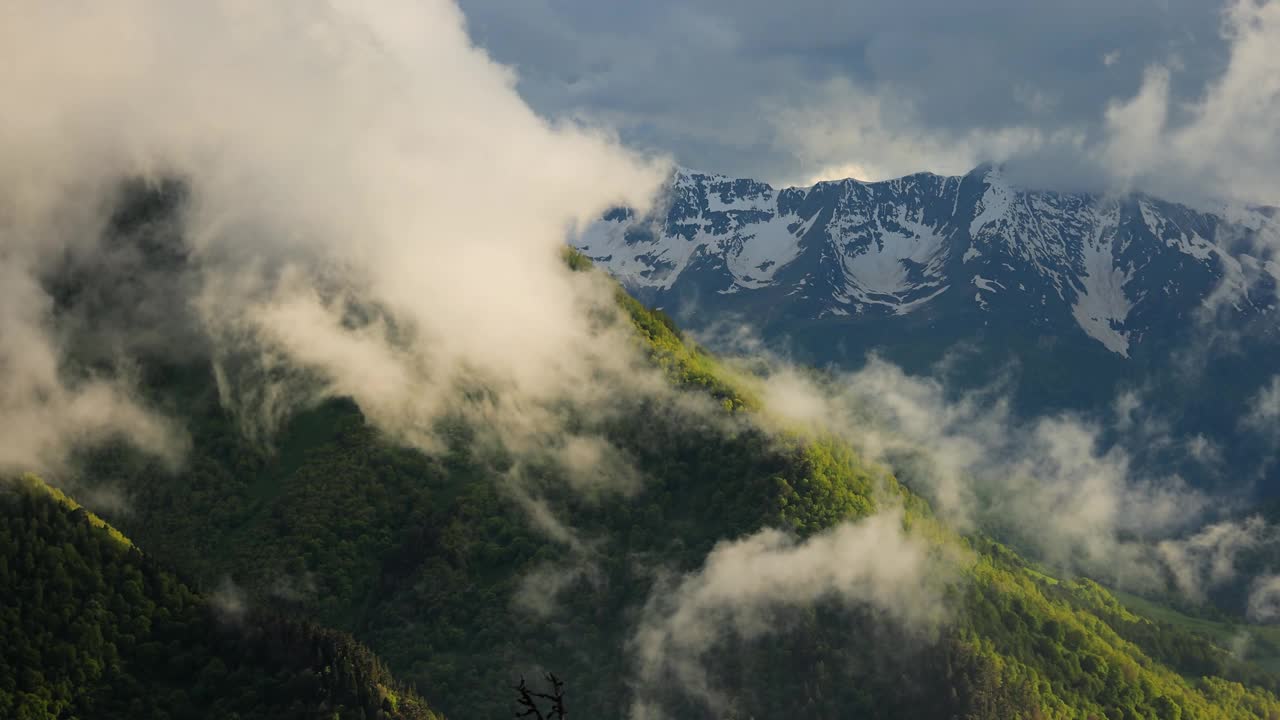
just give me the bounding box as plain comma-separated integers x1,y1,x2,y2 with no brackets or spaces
575,165,1280,359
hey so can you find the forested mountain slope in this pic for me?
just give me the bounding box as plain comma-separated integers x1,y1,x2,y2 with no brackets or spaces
36,244,1280,719
0,474,440,720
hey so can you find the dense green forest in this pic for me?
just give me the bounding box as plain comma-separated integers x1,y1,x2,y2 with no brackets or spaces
9,238,1280,718
0,474,440,720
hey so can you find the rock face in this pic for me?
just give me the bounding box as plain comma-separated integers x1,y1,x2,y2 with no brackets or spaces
574,165,1280,491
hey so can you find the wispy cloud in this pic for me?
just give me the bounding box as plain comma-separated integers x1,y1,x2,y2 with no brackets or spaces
628,508,955,719
741,353,1273,600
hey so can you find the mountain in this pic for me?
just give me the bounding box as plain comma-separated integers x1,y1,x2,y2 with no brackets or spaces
77,281,1280,719
576,165,1280,357
574,166,1280,492
0,474,440,720
11,185,1280,719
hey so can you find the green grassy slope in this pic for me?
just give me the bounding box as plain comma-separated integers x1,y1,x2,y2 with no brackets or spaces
1113,590,1280,674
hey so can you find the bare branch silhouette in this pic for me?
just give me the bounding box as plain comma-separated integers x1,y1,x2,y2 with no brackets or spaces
512,672,566,718
514,675,547,720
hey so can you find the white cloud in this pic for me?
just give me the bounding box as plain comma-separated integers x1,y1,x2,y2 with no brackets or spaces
0,261,187,474
1101,66,1171,188
1248,574,1280,621
211,576,248,622
768,77,1044,184
0,0,670,478
1157,516,1271,601
746,355,1271,597
1095,0,1280,206
1244,375,1280,434
628,509,953,719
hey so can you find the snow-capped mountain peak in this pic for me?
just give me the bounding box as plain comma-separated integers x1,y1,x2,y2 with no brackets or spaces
573,165,1279,358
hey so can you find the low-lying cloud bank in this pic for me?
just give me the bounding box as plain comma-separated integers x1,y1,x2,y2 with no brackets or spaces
0,0,668,477
751,356,1278,602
